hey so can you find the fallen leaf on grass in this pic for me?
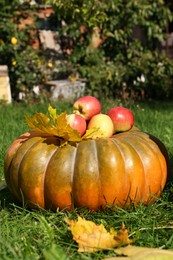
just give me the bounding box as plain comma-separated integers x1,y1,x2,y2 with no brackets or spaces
65,216,134,252
104,245,173,260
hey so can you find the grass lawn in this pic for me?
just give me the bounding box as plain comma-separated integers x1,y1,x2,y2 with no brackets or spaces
0,99,173,259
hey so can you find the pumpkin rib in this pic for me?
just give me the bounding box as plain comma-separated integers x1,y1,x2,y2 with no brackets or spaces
18,137,58,208
122,136,165,202
69,144,78,210
110,138,128,205
72,139,101,210
7,137,44,201
131,133,168,189
122,133,167,189
93,138,103,208
5,131,49,174
133,135,169,187
109,138,133,207
44,143,77,210
4,133,34,183
95,138,124,208
69,144,78,184
117,137,151,203
95,138,110,208
111,137,146,205
43,145,59,209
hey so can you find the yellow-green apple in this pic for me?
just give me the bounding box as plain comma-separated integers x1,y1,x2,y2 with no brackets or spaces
107,106,134,133
87,114,114,138
73,95,101,120
66,114,87,136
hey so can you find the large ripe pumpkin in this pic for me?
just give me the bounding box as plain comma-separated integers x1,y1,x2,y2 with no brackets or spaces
4,128,168,211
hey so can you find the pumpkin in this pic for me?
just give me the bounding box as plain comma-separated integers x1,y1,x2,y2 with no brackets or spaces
4,128,168,211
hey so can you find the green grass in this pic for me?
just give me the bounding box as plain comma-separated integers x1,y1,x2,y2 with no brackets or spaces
0,99,173,259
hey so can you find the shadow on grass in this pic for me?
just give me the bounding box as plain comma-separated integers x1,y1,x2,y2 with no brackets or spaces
0,185,20,210
168,156,173,182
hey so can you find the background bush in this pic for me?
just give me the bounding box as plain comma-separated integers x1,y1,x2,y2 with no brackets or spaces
1,0,173,101
0,0,54,101
47,0,173,100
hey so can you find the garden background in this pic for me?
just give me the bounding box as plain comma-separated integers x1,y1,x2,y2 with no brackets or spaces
1,0,173,101
1,0,173,259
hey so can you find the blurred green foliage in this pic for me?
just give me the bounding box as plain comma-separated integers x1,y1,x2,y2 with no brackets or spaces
1,0,173,101
0,0,53,100
47,0,173,100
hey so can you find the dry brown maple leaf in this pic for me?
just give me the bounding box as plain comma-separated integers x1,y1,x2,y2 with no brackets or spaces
65,216,134,252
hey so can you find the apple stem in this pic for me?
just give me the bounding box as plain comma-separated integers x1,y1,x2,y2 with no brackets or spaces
73,106,84,115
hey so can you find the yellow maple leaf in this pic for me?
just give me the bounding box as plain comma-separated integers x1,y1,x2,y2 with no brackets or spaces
25,105,82,142
25,105,102,142
65,216,133,252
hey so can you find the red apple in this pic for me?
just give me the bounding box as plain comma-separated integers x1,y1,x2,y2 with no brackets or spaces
87,114,114,138
107,106,134,133
66,114,87,136
73,95,101,120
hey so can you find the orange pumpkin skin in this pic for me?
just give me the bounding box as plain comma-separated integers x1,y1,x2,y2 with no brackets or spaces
4,129,168,211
